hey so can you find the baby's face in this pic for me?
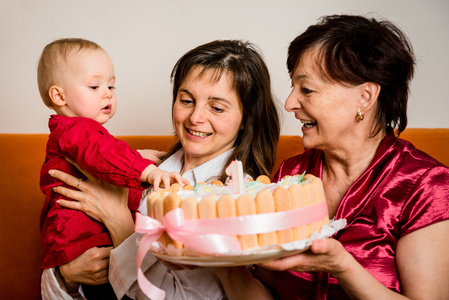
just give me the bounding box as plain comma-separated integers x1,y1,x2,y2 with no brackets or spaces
59,48,116,125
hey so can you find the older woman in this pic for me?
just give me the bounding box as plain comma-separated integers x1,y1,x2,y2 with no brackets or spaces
42,40,280,299
215,15,449,299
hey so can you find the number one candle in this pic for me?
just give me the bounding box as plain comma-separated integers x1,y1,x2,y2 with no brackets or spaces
225,160,245,195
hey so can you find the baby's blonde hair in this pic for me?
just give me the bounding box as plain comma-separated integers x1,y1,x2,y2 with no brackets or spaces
37,38,102,107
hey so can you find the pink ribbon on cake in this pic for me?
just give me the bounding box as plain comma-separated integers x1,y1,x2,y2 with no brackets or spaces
135,201,328,299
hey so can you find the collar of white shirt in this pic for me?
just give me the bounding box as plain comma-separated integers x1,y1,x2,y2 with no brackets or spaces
158,147,234,186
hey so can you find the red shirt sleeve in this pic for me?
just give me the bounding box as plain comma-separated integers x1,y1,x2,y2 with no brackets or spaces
51,115,153,189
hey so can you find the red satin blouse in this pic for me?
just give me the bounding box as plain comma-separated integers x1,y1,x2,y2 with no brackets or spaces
271,129,449,299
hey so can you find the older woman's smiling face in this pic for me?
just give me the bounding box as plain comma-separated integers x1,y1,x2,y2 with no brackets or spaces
173,67,243,168
284,48,364,152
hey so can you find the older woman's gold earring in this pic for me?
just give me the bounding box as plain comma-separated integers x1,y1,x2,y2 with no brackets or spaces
356,111,364,121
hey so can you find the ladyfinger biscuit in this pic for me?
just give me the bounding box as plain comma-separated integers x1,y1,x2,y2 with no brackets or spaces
273,187,294,244
180,197,198,220
288,184,311,240
310,176,329,228
256,175,271,184
210,180,224,187
169,183,182,193
179,197,198,253
303,176,319,234
303,175,329,234
236,194,259,250
153,196,167,246
216,195,237,241
147,192,159,218
255,190,278,247
182,184,195,191
217,195,236,218
164,193,183,249
198,195,217,219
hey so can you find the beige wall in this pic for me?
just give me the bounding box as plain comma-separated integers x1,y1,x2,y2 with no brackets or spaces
1,0,448,135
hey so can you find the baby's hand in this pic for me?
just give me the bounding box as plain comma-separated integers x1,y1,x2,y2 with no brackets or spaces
147,167,188,190
137,149,166,165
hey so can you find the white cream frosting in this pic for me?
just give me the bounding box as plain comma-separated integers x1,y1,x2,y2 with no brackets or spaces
169,173,308,203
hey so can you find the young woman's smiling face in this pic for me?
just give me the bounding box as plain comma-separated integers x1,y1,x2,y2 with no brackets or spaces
173,67,243,168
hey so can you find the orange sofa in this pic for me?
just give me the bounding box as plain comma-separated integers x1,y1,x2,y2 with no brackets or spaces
0,129,448,299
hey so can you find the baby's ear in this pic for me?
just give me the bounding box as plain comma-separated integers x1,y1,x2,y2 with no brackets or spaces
49,85,66,107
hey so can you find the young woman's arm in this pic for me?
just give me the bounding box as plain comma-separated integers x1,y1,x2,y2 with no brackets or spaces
213,266,275,300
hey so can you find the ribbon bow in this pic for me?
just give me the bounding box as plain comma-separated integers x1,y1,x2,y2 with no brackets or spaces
135,208,242,300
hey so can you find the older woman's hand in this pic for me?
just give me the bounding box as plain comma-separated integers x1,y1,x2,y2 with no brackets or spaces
137,149,166,165
259,238,349,275
49,158,135,246
258,238,407,299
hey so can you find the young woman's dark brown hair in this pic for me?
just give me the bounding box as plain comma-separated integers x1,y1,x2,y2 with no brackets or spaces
167,39,280,181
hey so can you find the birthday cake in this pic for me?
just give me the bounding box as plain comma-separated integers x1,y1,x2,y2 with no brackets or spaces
146,162,329,255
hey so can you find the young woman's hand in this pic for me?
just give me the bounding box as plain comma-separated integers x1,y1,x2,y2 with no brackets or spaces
50,169,127,223
58,246,113,292
50,158,134,246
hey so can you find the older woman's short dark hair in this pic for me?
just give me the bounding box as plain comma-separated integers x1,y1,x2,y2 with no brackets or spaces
288,15,415,136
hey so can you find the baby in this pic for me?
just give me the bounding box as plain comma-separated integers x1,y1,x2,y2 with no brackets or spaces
37,38,184,298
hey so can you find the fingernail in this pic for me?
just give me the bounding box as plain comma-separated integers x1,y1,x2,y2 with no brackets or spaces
49,170,55,176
